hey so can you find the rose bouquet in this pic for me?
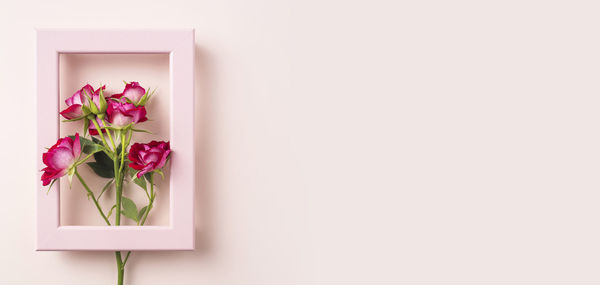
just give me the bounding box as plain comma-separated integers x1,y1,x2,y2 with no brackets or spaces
41,82,170,285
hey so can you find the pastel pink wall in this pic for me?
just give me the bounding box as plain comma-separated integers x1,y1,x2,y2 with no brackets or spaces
3,0,600,284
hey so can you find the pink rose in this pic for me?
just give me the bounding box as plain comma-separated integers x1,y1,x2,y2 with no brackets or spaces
59,84,106,119
111,82,146,105
106,100,148,128
41,133,81,186
128,141,171,178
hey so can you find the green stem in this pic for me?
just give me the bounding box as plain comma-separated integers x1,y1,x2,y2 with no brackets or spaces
113,129,131,284
139,174,155,226
114,161,122,226
123,251,131,265
113,131,124,285
116,251,124,285
74,170,111,226
101,118,117,150
119,131,127,174
124,173,154,267
76,152,95,166
125,129,133,149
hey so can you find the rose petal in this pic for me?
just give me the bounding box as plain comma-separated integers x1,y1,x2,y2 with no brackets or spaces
81,84,95,98
156,149,171,169
128,162,145,171
47,147,75,170
123,88,145,103
59,104,83,119
65,91,83,106
136,163,156,178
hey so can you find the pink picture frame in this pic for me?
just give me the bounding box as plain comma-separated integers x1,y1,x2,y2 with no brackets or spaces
36,29,195,251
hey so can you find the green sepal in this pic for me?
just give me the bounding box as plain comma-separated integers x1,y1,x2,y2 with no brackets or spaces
131,128,152,134
136,89,150,106
98,88,108,113
46,179,57,194
136,88,155,106
81,105,92,116
62,117,85,122
121,97,134,104
83,118,90,137
154,169,165,179
67,167,75,187
87,96,100,114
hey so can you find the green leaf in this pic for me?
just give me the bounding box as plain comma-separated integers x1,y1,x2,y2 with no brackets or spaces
121,197,138,222
137,206,148,223
86,149,116,178
86,162,114,178
84,143,104,155
88,146,123,179
133,176,146,190
94,150,113,167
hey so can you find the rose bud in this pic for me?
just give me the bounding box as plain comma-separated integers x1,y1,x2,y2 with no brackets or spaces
60,84,106,120
128,141,171,178
41,133,81,186
110,81,148,105
106,100,148,128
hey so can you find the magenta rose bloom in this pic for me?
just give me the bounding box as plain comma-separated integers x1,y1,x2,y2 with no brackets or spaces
59,84,105,120
111,82,146,104
128,141,171,178
106,100,148,128
41,133,81,186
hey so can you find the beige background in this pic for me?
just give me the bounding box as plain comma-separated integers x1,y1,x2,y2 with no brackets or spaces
1,0,600,284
